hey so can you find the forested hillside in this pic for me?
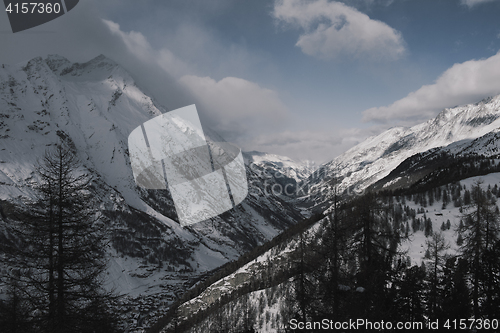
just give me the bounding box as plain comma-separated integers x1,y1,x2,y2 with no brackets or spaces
155,174,500,332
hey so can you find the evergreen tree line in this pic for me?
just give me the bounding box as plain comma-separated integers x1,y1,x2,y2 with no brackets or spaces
186,283,292,333
381,150,500,194
411,156,500,194
379,181,500,238
284,181,500,332
148,211,324,333
152,179,500,333
0,145,119,333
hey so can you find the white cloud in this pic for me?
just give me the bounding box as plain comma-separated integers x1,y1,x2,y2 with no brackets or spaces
103,20,190,78
0,0,192,111
105,20,294,151
363,50,500,124
179,72,369,163
273,0,406,61
0,0,364,163
103,18,296,154
179,75,290,141
461,0,496,8
248,127,376,163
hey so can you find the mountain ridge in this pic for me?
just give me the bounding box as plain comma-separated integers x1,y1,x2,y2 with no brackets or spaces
153,93,500,333
303,93,500,211
0,54,307,331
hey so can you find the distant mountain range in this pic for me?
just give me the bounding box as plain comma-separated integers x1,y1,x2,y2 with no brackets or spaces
3,54,500,332
155,93,500,333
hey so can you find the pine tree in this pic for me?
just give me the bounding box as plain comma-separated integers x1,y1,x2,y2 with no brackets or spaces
441,258,470,321
0,273,31,333
396,265,426,323
481,239,500,319
291,229,315,324
314,178,350,320
349,192,403,319
424,218,433,237
424,232,449,319
458,181,500,317
464,190,471,206
3,144,118,333
428,190,434,206
442,190,449,209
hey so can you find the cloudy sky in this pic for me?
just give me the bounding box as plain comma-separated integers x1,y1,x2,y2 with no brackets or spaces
1,0,500,162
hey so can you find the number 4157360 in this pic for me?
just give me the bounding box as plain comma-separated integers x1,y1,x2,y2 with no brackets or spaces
5,2,62,14
444,319,499,330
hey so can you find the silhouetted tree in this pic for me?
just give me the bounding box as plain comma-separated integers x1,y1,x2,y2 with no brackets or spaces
441,258,471,321
3,144,118,333
312,178,351,320
349,192,403,319
458,181,500,317
425,232,449,319
396,265,426,323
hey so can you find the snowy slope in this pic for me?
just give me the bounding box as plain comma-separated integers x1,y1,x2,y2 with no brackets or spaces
243,151,316,183
371,128,500,192
0,54,307,331
401,173,500,266
165,174,500,333
305,95,500,205
154,94,500,333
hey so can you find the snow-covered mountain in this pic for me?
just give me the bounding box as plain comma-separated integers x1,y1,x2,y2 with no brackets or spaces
154,95,500,333
304,94,500,209
0,54,306,330
243,151,316,183
5,53,500,331
369,126,500,192
162,172,500,333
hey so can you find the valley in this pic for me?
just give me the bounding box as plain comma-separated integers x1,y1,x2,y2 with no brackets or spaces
1,55,500,332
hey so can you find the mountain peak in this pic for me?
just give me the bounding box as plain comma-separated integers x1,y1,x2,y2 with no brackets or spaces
435,93,500,122
58,54,121,78
305,93,500,205
0,54,305,329
44,54,72,74
86,54,118,67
